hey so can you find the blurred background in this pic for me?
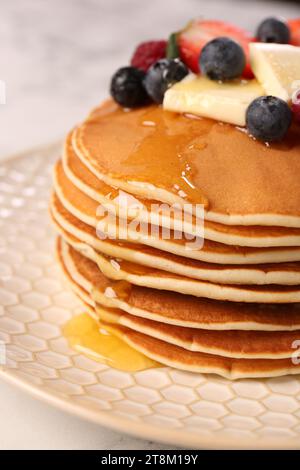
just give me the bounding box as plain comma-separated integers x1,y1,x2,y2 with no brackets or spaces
0,0,299,156
0,0,299,450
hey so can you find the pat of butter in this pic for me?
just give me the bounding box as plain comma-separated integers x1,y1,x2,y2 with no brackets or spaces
250,43,300,101
163,75,263,126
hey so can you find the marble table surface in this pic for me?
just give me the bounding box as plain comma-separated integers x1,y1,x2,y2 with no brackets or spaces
0,0,299,450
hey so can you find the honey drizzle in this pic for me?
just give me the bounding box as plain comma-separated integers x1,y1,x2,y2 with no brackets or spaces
80,102,211,207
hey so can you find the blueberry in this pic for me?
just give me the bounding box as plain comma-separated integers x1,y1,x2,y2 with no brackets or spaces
110,66,149,107
144,58,189,104
199,37,246,81
246,96,292,142
256,17,290,44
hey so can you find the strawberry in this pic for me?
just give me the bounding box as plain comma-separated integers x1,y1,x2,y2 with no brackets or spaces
288,18,300,46
178,19,254,78
130,40,167,72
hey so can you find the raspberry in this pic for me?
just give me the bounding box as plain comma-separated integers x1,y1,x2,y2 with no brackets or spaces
131,40,167,72
291,89,300,124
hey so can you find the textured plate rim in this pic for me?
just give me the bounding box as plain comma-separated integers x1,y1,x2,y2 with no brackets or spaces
1,368,299,450
0,143,300,451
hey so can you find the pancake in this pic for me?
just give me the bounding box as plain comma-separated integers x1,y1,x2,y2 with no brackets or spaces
59,248,300,359
73,100,300,228
57,238,300,379
54,160,300,248
51,194,300,286
58,237,300,331
57,225,300,303
64,133,300,253
117,329,300,379
96,306,300,359
52,173,300,267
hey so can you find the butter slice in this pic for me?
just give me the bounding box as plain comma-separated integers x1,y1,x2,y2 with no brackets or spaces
163,75,263,126
250,43,300,101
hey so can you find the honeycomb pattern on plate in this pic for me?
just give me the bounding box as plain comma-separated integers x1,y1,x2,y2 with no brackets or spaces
0,144,300,449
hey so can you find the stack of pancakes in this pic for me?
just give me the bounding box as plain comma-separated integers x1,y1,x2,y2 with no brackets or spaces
50,99,300,379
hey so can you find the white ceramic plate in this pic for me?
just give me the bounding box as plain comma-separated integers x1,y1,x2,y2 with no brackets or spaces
1,144,300,450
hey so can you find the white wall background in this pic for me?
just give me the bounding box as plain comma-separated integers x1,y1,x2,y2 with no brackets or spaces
0,0,299,157
0,0,299,450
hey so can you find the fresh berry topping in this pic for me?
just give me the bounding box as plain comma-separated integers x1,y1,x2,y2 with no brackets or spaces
110,66,149,107
130,40,167,72
291,89,300,124
288,18,300,46
256,17,290,44
166,32,180,59
144,58,189,104
199,37,246,81
178,19,253,78
246,96,292,142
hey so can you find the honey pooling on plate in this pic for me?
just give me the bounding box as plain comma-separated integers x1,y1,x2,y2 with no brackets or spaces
63,313,159,372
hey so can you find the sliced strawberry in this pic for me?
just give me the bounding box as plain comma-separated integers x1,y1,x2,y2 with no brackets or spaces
178,19,254,78
130,40,167,72
288,18,300,46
